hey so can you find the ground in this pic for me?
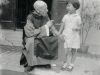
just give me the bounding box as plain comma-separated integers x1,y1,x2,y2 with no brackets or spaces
0,29,100,75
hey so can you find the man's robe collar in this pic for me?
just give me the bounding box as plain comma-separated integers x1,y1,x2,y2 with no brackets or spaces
30,10,43,19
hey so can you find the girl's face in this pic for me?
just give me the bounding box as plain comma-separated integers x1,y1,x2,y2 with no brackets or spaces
66,3,76,14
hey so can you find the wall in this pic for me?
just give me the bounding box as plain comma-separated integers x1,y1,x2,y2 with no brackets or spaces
79,0,100,45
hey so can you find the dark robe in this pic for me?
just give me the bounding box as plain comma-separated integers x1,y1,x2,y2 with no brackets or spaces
20,11,65,66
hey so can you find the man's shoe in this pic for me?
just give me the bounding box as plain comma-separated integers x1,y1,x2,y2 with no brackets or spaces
24,66,35,73
51,66,60,73
24,63,28,68
45,64,51,69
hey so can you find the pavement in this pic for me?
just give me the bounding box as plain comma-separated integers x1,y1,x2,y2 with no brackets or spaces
0,70,26,75
0,29,22,46
0,29,100,75
0,45,100,75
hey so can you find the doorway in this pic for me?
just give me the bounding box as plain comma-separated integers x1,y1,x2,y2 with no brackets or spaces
17,0,53,29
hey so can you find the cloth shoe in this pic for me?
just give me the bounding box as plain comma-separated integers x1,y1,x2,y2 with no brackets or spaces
66,64,74,71
24,66,35,73
61,63,67,71
51,66,60,73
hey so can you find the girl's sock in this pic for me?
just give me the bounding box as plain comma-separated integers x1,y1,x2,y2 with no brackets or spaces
69,63,74,67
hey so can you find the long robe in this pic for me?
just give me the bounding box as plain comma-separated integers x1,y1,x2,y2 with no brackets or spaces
20,11,65,66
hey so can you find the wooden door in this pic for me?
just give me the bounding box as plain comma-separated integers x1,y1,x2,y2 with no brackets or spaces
0,0,16,29
57,1,68,23
51,0,68,30
17,0,28,29
52,0,68,23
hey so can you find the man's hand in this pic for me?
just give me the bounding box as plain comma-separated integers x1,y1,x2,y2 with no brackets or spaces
46,20,54,28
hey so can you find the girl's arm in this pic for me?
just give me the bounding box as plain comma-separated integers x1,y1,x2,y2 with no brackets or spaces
72,23,82,35
59,22,65,34
78,23,82,35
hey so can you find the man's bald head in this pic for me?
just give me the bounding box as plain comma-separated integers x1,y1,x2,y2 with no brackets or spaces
33,0,47,10
33,0,48,16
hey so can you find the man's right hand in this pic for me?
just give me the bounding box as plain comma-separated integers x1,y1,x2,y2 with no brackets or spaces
46,20,54,28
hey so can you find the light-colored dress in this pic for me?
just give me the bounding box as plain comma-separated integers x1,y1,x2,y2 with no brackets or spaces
62,13,82,49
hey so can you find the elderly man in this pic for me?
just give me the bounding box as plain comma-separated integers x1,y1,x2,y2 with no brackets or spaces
20,0,65,73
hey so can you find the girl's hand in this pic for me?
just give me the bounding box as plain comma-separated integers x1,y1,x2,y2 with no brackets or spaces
59,22,65,34
46,20,54,28
58,35,65,43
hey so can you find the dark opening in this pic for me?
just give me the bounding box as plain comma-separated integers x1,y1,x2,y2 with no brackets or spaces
17,0,53,29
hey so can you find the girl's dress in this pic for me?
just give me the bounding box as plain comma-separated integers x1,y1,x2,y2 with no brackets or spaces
62,13,82,49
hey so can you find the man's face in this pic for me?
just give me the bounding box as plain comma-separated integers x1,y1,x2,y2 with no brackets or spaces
39,4,48,16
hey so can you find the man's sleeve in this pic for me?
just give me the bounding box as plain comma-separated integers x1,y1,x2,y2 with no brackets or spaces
44,25,49,36
44,15,50,36
24,15,48,38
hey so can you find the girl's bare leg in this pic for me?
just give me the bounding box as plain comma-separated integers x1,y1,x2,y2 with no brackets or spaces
61,48,69,70
66,48,77,71
71,48,77,64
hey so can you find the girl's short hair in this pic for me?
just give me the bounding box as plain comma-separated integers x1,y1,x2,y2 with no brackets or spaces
66,0,80,10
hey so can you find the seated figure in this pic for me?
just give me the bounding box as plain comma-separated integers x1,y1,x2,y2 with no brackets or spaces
20,0,65,73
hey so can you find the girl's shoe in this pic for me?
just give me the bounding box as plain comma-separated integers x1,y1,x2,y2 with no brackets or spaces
61,63,67,71
24,63,28,68
66,65,74,71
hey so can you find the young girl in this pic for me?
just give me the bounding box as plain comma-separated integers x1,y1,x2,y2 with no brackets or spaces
59,0,82,71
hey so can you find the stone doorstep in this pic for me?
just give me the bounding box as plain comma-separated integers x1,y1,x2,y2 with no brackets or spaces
0,69,26,75
0,29,22,47
0,66,24,72
0,35,22,46
0,41,22,47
